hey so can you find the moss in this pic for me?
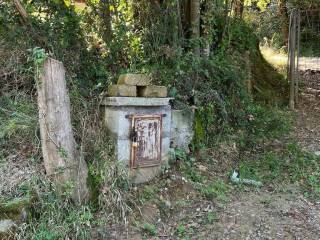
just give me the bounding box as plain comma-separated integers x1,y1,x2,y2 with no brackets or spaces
194,111,205,147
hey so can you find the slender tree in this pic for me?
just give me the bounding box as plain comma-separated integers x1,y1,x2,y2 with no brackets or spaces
100,0,113,43
278,0,289,47
190,0,200,56
202,0,214,58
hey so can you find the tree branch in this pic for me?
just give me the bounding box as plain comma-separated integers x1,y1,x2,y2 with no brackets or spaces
14,0,29,24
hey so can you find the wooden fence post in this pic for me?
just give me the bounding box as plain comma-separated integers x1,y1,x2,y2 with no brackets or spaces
295,11,301,104
288,11,297,110
37,58,89,204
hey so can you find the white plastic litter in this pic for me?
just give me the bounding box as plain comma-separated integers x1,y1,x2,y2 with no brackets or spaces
230,170,263,187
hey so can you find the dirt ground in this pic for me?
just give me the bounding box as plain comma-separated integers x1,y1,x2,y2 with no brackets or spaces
139,185,320,240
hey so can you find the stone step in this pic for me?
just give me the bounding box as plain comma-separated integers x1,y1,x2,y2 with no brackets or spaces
118,74,151,86
108,84,137,97
137,85,167,98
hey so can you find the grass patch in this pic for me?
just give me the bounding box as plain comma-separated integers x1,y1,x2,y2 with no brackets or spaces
197,180,229,202
239,142,320,199
16,178,99,239
140,223,157,237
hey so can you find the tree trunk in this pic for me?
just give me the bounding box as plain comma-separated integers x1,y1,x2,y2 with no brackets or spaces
190,0,200,56
37,58,89,204
234,0,244,18
278,0,289,47
202,0,214,58
100,0,113,43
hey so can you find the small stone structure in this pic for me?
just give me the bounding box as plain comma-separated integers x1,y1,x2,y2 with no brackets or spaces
103,74,171,183
102,74,193,183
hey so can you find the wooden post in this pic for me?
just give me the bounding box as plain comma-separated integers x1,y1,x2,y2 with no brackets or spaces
288,11,297,110
37,58,89,204
295,11,301,104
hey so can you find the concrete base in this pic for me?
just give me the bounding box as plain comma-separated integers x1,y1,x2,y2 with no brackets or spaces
102,97,172,183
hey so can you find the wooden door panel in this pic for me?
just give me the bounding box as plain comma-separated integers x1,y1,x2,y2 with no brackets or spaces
131,115,162,168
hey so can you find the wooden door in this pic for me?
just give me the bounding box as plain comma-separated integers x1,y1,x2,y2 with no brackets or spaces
131,115,162,168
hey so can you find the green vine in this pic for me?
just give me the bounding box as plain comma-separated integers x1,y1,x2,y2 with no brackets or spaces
30,47,47,85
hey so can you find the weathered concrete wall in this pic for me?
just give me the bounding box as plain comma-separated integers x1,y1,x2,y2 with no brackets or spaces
171,110,194,152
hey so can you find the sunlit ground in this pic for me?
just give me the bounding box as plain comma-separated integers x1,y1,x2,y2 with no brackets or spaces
260,46,288,72
261,46,320,71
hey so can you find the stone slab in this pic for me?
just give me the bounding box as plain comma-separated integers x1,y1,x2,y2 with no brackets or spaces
102,97,172,106
161,137,171,162
108,85,137,97
171,110,194,152
138,85,167,98
131,166,162,184
118,74,151,86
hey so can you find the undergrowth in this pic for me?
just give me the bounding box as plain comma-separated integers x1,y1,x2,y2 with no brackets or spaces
16,177,97,240
0,92,38,156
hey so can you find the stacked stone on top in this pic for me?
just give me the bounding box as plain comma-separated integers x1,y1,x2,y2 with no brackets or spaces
108,74,167,98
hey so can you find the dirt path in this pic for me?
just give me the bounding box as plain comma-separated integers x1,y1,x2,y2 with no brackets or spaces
206,189,320,240
153,187,320,240
294,70,320,153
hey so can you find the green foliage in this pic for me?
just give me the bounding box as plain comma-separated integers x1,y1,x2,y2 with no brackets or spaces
138,186,157,204
141,223,157,236
198,180,229,202
175,224,186,237
222,19,259,52
175,149,207,183
30,47,47,68
239,105,292,149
